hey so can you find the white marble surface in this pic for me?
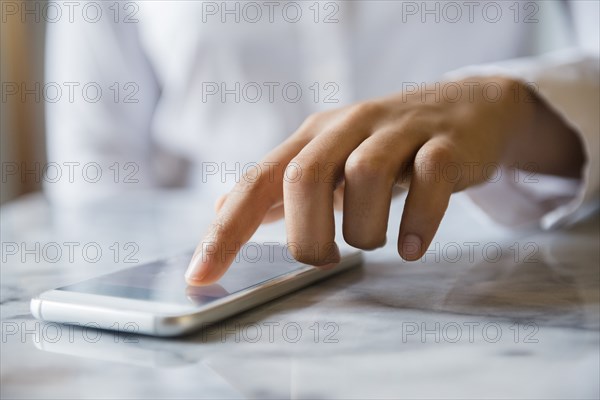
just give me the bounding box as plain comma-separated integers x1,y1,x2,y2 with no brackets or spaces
1,190,599,399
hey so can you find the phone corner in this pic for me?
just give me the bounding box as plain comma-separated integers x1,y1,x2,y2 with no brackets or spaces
30,297,43,320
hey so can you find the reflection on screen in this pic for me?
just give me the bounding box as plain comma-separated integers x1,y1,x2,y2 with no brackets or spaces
58,244,308,307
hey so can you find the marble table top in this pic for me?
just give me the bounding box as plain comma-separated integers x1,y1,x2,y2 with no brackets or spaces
1,190,598,399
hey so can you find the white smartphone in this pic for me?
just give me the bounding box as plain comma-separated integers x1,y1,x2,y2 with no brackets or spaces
31,244,362,337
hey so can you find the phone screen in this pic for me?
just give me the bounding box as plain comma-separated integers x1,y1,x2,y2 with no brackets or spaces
57,244,307,307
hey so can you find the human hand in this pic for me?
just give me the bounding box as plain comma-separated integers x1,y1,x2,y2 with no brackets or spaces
185,76,583,285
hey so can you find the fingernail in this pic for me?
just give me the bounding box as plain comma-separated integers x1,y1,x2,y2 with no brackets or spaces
401,234,422,261
185,252,210,284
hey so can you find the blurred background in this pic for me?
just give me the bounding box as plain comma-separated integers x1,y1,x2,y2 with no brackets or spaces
1,0,46,203
0,0,581,205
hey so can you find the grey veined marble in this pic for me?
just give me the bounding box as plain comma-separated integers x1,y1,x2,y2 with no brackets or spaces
1,190,598,399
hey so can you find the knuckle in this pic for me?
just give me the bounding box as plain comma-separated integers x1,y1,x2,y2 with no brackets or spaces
231,169,271,198
416,142,456,168
303,111,325,127
284,156,322,191
345,101,384,122
344,151,391,182
295,111,329,138
232,175,259,193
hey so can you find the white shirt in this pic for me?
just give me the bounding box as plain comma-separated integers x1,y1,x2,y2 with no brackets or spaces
44,0,599,228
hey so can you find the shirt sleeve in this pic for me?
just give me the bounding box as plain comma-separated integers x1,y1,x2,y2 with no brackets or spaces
444,0,599,229
44,1,161,207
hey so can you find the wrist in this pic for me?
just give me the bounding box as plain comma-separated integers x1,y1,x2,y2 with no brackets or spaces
492,77,585,178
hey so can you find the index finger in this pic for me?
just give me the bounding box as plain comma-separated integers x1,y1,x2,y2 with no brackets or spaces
185,137,307,285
